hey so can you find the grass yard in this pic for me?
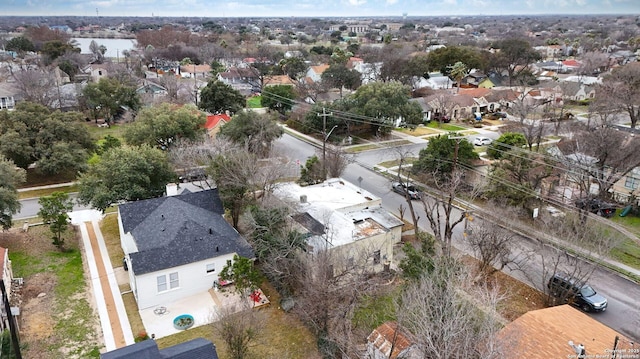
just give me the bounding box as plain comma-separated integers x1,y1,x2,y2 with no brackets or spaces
100,213,125,269
396,127,441,136
378,158,417,168
85,122,128,141
425,122,467,132
1,225,102,358
247,95,262,108
18,184,78,200
610,238,640,270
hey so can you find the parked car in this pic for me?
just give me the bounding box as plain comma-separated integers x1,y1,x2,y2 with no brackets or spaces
391,182,421,200
473,136,493,146
432,113,450,123
574,198,616,218
486,112,507,120
547,273,608,312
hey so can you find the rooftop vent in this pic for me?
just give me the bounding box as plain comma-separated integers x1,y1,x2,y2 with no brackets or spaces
300,194,307,203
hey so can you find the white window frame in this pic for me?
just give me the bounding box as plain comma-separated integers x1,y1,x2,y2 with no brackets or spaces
206,263,216,274
157,272,179,293
624,175,639,190
169,272,179,289
157,275,167,292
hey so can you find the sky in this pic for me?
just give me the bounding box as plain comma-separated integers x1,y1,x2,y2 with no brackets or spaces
1,0,639,17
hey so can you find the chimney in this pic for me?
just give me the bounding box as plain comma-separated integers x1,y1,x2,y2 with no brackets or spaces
166,183,178,196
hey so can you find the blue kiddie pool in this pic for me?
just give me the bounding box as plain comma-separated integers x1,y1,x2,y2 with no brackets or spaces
173,314,194,330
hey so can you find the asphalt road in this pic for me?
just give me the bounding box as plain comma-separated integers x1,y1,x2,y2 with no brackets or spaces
274,132,640,342
15,193,91,220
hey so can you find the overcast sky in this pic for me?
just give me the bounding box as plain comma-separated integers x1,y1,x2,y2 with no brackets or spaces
2,0,639,17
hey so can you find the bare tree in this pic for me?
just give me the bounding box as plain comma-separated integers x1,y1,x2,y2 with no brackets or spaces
563,107,640,199
398,256,506,359
212,300,267,359
9,65,57,107
513,212,618,307
322,145,353,179
418,170,478,257
465,221,528,278
598,62,640,128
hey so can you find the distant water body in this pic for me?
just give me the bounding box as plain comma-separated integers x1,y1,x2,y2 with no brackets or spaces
72,38,137,59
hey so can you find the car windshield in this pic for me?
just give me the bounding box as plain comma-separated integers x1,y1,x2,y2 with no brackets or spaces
580,285,596,297
406,185,417,192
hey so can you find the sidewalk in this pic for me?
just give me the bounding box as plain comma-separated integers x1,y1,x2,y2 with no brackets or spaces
18,181,76,192
69,210,134,352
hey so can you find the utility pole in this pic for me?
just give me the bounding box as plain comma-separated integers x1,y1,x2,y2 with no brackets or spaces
317,107,334,180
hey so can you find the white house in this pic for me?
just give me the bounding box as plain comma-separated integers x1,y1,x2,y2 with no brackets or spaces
272,178,403,273
305,64,329,83
118,186,254,310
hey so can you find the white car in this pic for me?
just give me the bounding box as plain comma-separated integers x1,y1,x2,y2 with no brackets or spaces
473,136,493,146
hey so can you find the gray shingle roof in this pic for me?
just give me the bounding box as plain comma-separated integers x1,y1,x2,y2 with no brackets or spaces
120,189,254,275
100,338,219,359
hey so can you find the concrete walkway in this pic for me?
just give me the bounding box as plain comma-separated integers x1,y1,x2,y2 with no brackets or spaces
18,181,76,192
69,210,134,352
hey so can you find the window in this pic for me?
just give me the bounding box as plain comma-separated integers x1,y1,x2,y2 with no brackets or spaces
624,176,639,190
157,275,167,292
206,263,216,274
169,272,179,289
157,272,179,292
373,250,381,265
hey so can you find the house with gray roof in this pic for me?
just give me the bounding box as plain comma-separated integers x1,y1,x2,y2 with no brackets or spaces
101,338,218,359
118,188,254,310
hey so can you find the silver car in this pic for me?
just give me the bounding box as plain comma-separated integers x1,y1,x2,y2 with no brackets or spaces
392,182,421,200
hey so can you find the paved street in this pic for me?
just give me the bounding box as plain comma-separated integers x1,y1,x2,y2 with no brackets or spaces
274,130,640,342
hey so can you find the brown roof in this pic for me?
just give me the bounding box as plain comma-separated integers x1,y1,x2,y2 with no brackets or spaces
367,322,413,359
180,64,211,74
263,75,296,86
458,87,491,98
309,64,329,75
497,305,635,359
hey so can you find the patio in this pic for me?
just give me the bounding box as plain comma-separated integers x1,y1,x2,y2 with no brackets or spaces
138,286,271,339
140,291,218,339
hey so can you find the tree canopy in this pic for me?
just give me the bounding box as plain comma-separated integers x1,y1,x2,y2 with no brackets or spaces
198,80,246,114
321,64,362,97
77,145,175,212
218,111,283,157
38,191,73,248
82,77,141,123
261,85,296,115
427,46,486,75
413,134,479,178
5,36,35,53
347,81,423,134
486,132,527,159
491,38,541,86
0,157,26,230
0,102,94,174
123,103,206,150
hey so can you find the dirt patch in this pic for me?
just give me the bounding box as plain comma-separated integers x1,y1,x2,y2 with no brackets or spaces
20,272,57,341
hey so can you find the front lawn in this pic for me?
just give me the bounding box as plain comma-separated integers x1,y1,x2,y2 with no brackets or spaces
2,225,102,358
247,95,262,108
425,122,467,132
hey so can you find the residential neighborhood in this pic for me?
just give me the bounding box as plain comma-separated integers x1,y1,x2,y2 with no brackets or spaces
0,7,639,359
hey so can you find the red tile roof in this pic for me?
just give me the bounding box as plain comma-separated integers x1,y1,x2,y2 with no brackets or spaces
204,114,231,129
